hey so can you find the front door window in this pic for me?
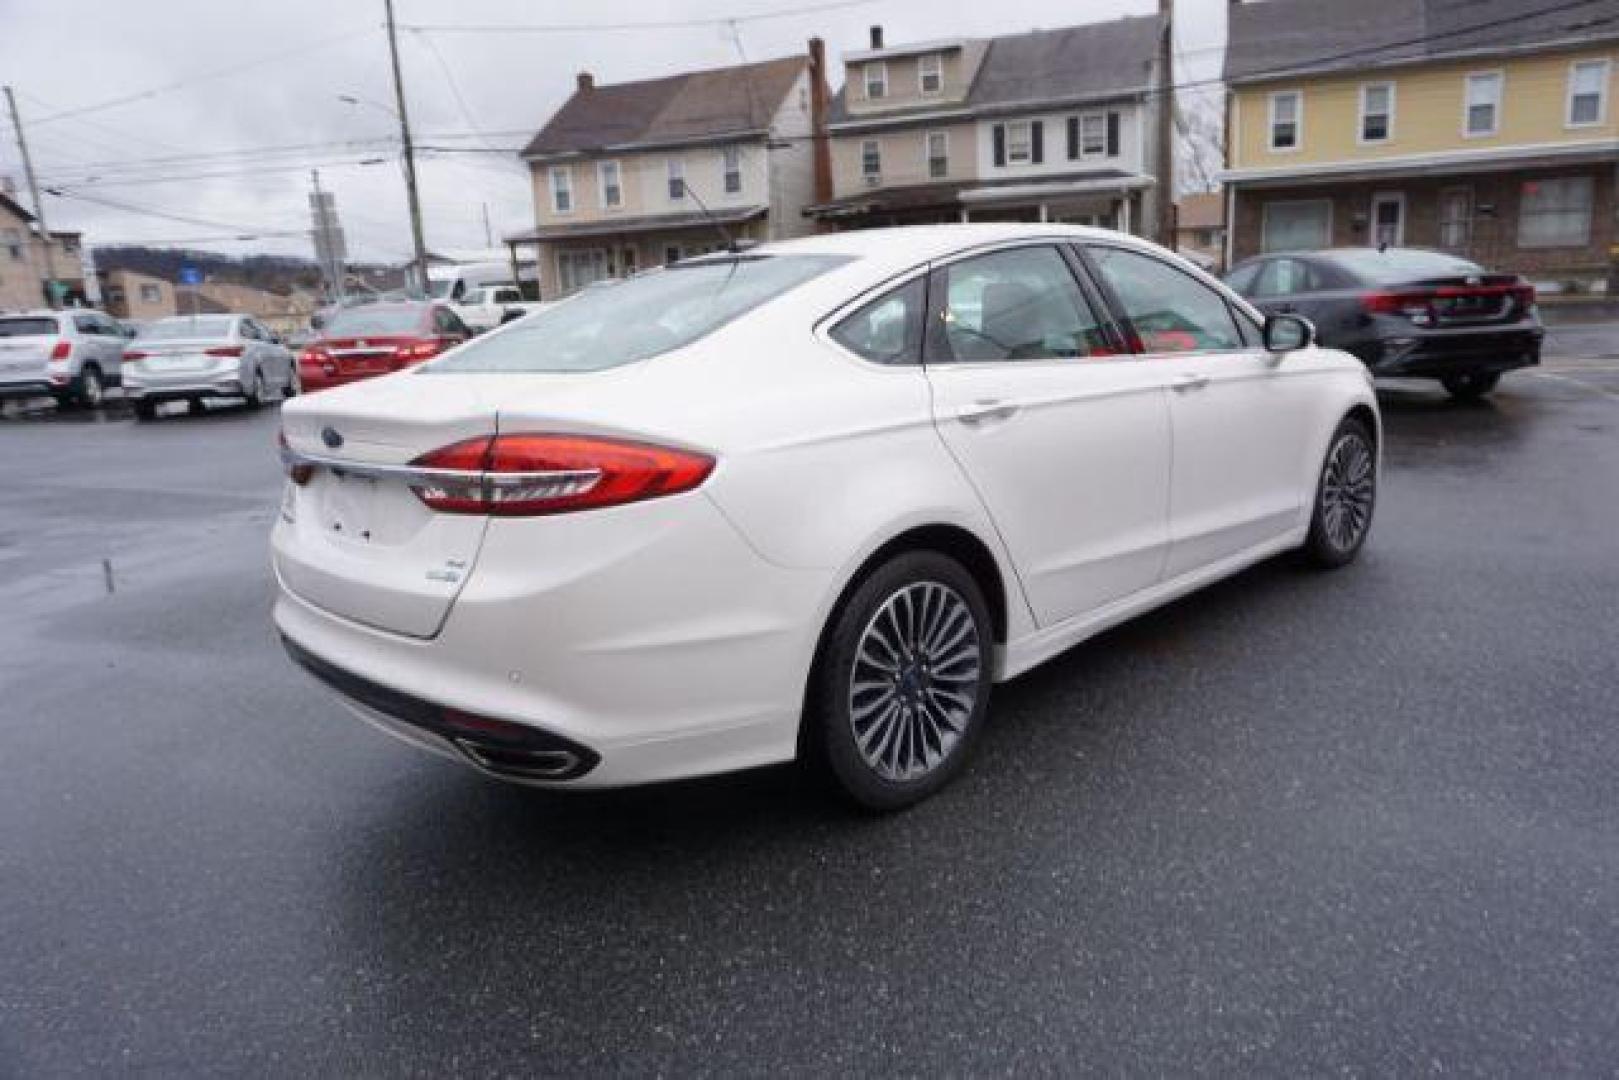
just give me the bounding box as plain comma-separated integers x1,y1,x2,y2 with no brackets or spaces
1371,193,1404,247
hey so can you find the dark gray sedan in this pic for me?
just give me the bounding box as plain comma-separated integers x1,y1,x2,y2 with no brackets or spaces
1226,248,1543,401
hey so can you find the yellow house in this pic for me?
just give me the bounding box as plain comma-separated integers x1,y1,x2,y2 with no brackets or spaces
1223,0,1619,288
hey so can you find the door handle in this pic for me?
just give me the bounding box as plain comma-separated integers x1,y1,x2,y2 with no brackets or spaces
957,400,1019,425
1171,374,1211,394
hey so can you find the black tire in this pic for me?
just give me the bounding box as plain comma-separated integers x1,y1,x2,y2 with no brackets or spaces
76,365,105,409
1441,371,1501,401
244,368,265,410
283,366,299,398
133,400,158,421
1304,415,1377,569
187,397,206,416
805,551,994,811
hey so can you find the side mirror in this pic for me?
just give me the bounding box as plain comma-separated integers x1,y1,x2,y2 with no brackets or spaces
1263,312,1315,353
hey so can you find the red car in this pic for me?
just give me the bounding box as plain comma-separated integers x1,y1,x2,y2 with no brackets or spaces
298,302,472,393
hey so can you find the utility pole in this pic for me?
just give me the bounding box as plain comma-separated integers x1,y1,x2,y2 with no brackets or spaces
481,202,493,248
1157,0,1176,249
4,86,60,309
383,0,430,297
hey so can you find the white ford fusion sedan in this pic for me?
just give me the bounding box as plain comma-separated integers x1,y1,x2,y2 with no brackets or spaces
273,224,1379,809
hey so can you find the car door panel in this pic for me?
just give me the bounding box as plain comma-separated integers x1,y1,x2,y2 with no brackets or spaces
1087,244,1320,578
922,244,1174,629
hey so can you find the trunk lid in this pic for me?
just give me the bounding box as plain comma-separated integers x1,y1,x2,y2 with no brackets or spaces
1372,273,1530,326
126,338,237,374
274,367,649,639
275,373,501,639
0,320,63,383
318,334,417,378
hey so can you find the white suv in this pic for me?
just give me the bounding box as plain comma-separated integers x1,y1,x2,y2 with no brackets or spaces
0,309,128,409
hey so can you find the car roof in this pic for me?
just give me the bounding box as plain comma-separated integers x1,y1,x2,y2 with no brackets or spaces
755,222,1150,264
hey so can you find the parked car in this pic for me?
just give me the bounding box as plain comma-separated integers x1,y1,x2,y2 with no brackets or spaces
1225,247,1542,400
0,309,127,409
451,284,548,333
297,301,471,393
274,224,1379,810
122,314,296,421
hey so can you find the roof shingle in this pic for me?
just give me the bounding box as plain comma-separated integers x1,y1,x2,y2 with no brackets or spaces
521,55,806,157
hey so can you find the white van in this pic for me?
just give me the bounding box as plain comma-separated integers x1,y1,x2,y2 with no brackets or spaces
426,259,538,303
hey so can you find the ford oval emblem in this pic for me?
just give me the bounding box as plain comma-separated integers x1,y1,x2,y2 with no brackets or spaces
321,426,344,449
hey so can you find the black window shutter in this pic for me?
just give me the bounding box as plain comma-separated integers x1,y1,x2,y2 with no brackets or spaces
1031,121,1044,163
1067,117,1079,160
993,124,1006,166
1106,112,1120,157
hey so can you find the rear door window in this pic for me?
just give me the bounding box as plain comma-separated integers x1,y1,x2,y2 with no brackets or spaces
927,245,1115,363
829,277,925,364
1253,258,1319,297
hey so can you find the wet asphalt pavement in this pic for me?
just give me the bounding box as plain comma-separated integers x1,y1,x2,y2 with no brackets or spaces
3,351,1618,1074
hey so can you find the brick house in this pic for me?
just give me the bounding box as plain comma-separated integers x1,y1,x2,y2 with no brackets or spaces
807,18,1168,236
1,190,88,312
100,269,178,321
1223,0,1619,290
507,44,832,296
1174,191,1227,269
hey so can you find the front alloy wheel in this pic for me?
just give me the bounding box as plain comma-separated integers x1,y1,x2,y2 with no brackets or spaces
1305,416,1376,567
808,551,993,810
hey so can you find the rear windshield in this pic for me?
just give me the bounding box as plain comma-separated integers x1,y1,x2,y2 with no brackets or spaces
324,306,428,337
0,317,59,337
136,316,235,341
425,255,851,374
1332,249,1485,284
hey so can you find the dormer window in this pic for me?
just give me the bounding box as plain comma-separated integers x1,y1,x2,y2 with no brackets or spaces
919,54,942,95
865,61,887,100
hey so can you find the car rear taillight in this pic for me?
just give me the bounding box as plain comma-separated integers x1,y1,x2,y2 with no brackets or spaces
206,345,245,357
1361,291,1432,318
395,339,441,361
407,433,715,516
1510,283,1536,308
278,430,313,485
300,347,336,376
49,340,71,360
122,350,148,361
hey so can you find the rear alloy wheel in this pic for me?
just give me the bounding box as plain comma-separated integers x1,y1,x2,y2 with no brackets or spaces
1441,371,1501,401
807,551,993,811
77,366,104,409
244,369,266,410
1305,416,1377,568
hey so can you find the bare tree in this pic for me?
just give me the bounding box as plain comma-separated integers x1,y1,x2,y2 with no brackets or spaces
1174,94,1225,196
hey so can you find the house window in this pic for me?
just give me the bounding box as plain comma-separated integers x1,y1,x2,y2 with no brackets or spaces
1568,59,1609,126
1006,121,1032,164
1465,72,1503,136
722,146,742,194
919,53,942,95
598,161,622,208
1080,114,1107,157
1519,176,1593,248
861,139,882,181
1439,187,1473,249
2,227,21,260
1269,90,1301,151
139,283,162,303
557,248,608,293
549,166,572,213
664,245,681,265
1261,199,1331,252
865,61,887,100
926,131,948,179
667,157,685,201
1360,83,1394,143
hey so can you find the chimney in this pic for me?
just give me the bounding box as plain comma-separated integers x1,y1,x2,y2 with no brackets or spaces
869,25,884,50
808,38,833,207
576,71,594,92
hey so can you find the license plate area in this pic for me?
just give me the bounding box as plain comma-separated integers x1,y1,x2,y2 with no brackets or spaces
311,469,433,547
147,355,208,371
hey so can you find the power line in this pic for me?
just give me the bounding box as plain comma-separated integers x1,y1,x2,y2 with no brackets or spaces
400,0,877,35
47,157,392,190
28,25,376,127
41,186,299,236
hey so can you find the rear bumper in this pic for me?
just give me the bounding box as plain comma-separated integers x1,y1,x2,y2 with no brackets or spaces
0,379,58,399
1360,324,1543,378
124,367,246,401
272,491,833,788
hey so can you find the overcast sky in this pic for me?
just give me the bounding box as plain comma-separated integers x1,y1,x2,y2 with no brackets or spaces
0,0,1227,265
